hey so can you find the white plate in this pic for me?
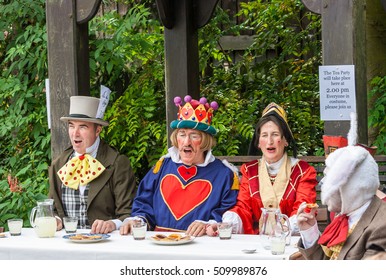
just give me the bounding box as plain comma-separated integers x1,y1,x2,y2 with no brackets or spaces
63,233,110,243
149,235,195,245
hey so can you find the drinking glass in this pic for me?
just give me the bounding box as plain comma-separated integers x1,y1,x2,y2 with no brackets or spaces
270,234,286,255
63,216,78,233
218,222,232,240
7,218,23,236
131,220,147,240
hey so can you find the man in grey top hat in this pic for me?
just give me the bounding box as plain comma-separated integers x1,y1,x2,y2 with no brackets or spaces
48,95,137,234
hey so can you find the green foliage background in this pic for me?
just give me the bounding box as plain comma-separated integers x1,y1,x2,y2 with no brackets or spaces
0,0,385,229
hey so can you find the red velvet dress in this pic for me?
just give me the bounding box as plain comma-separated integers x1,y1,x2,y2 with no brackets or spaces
229,159,317,234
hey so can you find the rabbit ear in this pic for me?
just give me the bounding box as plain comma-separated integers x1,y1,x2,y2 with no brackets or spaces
322,112,359,200
347,112,357,146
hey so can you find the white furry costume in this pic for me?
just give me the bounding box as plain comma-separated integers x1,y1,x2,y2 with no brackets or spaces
298,113,386,260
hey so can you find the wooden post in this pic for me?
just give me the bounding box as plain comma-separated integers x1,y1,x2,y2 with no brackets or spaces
46,0,101,160
155,0,219,146
46,0,78,159
302,0,368,144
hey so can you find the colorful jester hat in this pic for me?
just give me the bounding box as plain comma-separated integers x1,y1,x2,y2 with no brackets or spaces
170,95,219,135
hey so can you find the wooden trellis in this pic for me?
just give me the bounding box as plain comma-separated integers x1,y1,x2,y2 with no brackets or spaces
46,0,386,159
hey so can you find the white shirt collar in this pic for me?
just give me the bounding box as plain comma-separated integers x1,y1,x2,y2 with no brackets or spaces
347,200,371,228
265,153,298,175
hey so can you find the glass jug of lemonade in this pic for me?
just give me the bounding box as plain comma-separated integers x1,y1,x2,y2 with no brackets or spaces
30,199,57,238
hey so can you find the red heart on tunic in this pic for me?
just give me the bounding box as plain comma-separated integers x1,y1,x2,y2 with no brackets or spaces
177,165,197,181
160,175,212,220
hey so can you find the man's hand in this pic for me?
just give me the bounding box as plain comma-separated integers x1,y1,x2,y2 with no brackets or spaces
91,219,116,234
55,217,63,231
119,220,137,235
205,223,218,237
297,202,317,231
186,221,207,237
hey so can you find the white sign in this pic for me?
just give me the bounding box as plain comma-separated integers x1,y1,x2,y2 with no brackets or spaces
319,65,356,120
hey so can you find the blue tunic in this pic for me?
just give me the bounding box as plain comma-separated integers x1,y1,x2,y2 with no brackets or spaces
132,157,238,231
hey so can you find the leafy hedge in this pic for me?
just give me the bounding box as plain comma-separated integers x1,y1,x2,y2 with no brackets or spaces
0,0,50,228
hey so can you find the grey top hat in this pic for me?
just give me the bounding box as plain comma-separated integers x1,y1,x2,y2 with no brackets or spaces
60,96,109,126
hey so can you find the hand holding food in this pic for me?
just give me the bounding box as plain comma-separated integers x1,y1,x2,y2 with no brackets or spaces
306,203,319,209
296,202,317,231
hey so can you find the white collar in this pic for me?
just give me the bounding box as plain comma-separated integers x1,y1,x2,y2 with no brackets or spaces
264,153,298,175
346,200,371,228
265,156,284,175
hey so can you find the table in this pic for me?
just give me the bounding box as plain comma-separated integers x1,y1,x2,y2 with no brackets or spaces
0,228,299,260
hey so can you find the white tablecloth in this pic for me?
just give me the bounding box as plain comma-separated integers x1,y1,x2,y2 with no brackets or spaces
0,228,299,260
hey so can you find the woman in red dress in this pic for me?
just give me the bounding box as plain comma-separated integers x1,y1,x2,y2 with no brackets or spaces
207,102,318,235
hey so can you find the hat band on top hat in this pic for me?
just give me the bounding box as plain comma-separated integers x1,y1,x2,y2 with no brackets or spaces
69,114,95,119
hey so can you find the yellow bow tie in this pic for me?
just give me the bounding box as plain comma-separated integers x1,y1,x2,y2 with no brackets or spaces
57,154,105,190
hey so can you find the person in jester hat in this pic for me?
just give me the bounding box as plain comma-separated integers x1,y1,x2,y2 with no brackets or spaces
119,95,239,237
296,113,386,260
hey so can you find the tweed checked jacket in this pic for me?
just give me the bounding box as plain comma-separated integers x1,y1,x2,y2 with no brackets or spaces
298,196,386,260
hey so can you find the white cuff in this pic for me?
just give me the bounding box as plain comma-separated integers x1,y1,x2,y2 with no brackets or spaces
112,219,122,230
289,215,299,234
195,219,217,225
222,211,244,234
299,223,320,249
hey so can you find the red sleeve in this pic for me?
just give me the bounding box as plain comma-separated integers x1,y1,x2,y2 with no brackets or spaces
288,162,318,217
229,164,261,234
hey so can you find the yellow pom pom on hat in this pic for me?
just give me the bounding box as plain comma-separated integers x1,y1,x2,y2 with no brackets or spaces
57,154,105,190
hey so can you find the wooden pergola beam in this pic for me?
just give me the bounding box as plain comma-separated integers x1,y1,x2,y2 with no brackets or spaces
47,0,102,159
155,0,219,146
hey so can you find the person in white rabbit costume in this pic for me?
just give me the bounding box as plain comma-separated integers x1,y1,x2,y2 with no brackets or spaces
296,113,386,260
